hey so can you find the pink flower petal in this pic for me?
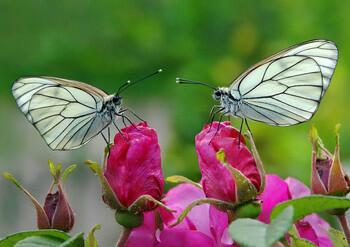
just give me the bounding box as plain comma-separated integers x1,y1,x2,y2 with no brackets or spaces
258,174,291,223
303,214,332,247
159,183,211,237
157,229,215,247
126,212,157,247
295,220,319,246
285,177,310,198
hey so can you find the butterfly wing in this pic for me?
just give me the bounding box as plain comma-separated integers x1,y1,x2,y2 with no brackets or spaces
12,77,111,150
231,40,338,95
229,40,338,126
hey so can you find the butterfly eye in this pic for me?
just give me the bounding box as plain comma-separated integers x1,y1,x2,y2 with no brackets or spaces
113,96,121,104
213,90,221,100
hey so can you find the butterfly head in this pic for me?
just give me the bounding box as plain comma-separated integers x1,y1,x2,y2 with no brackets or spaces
112,94,122,106
212,87,229,101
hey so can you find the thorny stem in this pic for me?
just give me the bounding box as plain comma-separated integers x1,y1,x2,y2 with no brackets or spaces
116,227,131,247
337,213,350,245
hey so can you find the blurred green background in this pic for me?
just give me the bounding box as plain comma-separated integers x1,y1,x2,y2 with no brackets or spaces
1,0,349,245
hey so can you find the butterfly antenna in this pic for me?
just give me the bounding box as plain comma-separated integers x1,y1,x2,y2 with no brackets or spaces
176,78,217,90
118,69,163,94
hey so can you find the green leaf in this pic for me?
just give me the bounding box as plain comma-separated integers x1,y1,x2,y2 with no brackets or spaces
59,232,84,247
290,236,316,247
328,227,347,247
15,236,63,247
85,225,101,247
62,164,77,182
270,195,350,222
230,219,267,247
287,227,316,247
166,175,202,189
229,206,294,247
0,230,70,247
266,207,294,246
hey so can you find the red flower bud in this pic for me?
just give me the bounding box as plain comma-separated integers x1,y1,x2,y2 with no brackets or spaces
104,122,164,212
310,126,350,196
195,121,264,205
2,162,75,232
43,182,74,232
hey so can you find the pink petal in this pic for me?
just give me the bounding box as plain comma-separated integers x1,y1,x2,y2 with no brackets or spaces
159,183,211,237
285,177,310,198
258,174,291,223
157,229,215,247
126,212,157,247
295,220,319,246
209,205,231,246
302,214,332,247
105,122,164,209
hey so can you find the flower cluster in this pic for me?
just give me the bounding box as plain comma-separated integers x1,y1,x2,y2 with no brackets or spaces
4,121,350,247
91,121,346,247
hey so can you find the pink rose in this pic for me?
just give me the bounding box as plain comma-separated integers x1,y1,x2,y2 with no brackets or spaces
126,183,234,247
195,121,263,204
104,122,164,211
258,174,332,247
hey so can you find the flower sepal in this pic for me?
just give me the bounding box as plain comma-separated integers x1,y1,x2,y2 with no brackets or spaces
216,149,259,204
245,131,266,193
170,197,236,227
128,194,175,214
85,160,124,211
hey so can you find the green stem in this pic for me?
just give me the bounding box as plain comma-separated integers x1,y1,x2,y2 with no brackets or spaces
227,210,236,223
116,227,131,247
337,214,350,245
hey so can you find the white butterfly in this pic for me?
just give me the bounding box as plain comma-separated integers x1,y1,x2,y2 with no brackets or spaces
177,40,338,127
12,70,161,150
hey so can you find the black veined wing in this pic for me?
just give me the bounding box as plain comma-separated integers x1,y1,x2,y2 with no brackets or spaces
12,76,113,150
229,40,338,126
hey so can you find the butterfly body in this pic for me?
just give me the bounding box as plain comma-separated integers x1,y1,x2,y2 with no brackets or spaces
213,87,242,116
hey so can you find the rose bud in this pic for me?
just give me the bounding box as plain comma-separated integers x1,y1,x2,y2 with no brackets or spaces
195,121,264,207
104,122,164,211
2,162,76,232
85,122,170,228
310,125,350,196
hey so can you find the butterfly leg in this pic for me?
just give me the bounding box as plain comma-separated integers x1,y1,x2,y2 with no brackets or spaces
244,118,253,137
208,107,225,132
113,119,128,141
125,108,145,123
207,105,222,123
209,110,229,143
238,118,244,146
122,115,137,129
101,132,109,145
